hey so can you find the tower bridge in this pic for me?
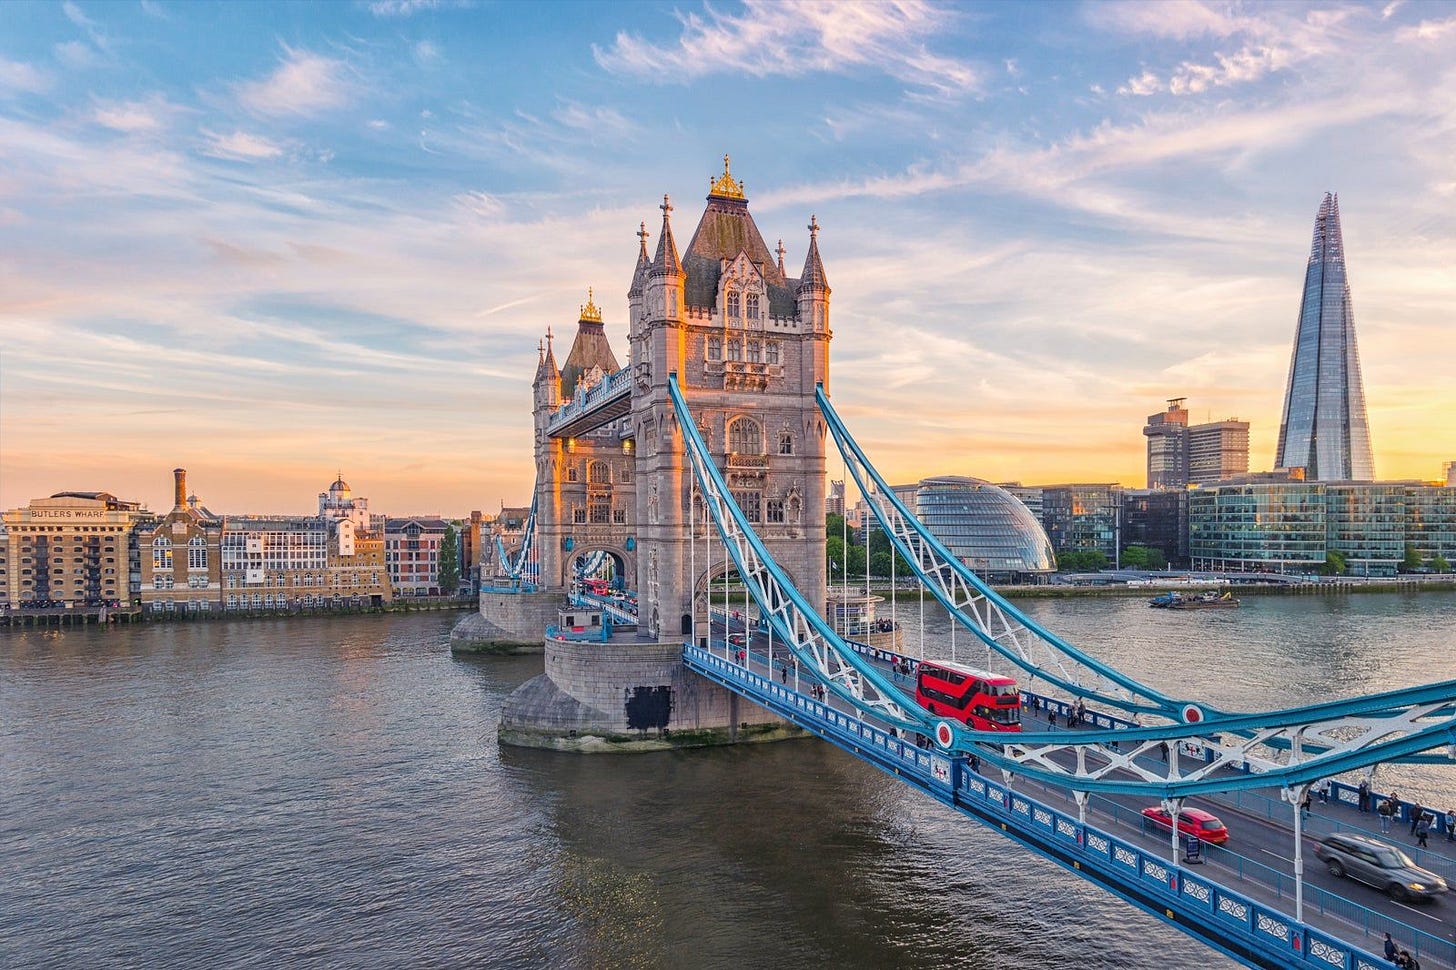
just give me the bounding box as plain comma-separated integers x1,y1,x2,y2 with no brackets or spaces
470,159,1456,969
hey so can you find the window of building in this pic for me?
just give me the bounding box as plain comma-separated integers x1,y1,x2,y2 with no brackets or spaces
707,336,722,361
152,536,172,570
727,290,740,318
733,490,762,522
612,509,627,524
779,432,793,455
766,341,780,365
767,500,786,523
728,417,764,455
567,465,579,482
187,536,208,570
589,501,611,524
589,461,610,485
747,340,761,363
746,293,760,320
573,508,587,524
727,340,741,362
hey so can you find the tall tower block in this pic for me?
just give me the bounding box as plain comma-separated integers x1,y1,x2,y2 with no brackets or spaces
1275,193,1376,481
630,157,830,640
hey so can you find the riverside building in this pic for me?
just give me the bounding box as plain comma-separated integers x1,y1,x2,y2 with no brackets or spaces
1142,398,1250,488
138,468,223,616
912,476,1055,583
2,491,143,612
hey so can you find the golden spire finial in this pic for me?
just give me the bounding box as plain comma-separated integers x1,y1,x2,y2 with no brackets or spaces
580,286,602,323
708,153,745,200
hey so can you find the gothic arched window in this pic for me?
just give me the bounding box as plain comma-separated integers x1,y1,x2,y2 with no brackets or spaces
747,340,761,363
567,464,579,482
729,417,764,455
707,336,722,361
726,291,741,319
766,341,781,365
727,340,742,362
746,293,760,320
588,461,610,484
779,431,793,455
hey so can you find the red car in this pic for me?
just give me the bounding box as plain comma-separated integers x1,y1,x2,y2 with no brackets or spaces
1140,805,1229,844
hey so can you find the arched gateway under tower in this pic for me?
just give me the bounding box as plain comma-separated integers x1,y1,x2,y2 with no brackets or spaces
486,159,833,750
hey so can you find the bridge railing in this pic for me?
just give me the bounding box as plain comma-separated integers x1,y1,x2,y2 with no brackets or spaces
687,643,1448,969
546,366,631,432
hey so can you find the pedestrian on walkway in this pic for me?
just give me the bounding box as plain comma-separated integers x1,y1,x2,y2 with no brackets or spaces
1410,800,1424,835
1379,797,1395,833
1416,813,1431,849
1300,790,1312,821
1382,932,1396,962
1318,778,1332,803
1357,779,1371,813
779,662,788,684
1445,808,1455,842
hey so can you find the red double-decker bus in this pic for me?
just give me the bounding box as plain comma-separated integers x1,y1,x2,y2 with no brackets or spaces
914,660,1021,731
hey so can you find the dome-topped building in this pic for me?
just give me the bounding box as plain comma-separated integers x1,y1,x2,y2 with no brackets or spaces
914,476,1055,583
319,471,369,529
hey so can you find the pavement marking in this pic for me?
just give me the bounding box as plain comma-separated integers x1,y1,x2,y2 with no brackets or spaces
1391,901,1443,923
1260,849,1293,863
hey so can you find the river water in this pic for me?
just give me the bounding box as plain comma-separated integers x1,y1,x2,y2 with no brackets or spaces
2,593,1453,969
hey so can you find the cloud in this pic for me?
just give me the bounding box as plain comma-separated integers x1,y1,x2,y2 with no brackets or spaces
93,97,171,132
1117,70,1161,96
62,1,97,29
55,41,101,69
235,46,351,117
200,129,285,160
368,0,441,15
414,40,441,62
1087,1,1246,40
594,0,979,97
0,57,51,95
1396,15,1456,42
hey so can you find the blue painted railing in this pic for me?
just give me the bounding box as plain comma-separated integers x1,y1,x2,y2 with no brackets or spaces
685,643,1441,970
546,367,631,433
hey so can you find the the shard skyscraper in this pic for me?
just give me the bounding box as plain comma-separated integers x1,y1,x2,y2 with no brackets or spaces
1274,193,1376,481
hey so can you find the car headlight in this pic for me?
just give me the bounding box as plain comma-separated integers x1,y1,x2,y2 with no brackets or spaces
1408,883,1426,892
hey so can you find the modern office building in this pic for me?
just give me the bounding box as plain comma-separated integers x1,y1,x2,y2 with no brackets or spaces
1000,484,1044,523
826,480,846,517
1275,193,1376,481
1142,399,1249,488
1444,461,1455,487
1189,481,1328,574
912,476,1055,583
1121,489,1188,566
2,491,144,611
1039,484,1121,560
1143,399,1189,488
1405,484,1456,566
1325,483,1406,576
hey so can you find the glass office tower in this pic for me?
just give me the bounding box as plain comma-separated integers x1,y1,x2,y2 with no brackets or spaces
1275,193,1375,481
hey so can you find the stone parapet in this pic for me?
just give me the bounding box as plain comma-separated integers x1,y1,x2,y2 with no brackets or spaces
450,590,563,653
498,634,800,752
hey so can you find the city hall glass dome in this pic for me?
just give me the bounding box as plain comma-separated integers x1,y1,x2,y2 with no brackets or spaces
914,476,1055,581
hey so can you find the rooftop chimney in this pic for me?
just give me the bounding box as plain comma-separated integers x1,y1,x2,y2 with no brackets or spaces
173,468,187,509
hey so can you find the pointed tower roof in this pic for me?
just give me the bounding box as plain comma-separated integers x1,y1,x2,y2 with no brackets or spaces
681,156,797,316
798,214,829,293
534,327,559,384
650,195,682,277
628,221,650,298
559,289,622,397
1309,192,1346,265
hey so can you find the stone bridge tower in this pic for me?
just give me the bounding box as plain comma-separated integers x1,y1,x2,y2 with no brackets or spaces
532,294,638,590
629,157,830,641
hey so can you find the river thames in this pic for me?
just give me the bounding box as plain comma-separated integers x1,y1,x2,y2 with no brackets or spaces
2,591,1453,969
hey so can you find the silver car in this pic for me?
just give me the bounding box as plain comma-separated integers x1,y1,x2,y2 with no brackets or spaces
1315,833,1448,901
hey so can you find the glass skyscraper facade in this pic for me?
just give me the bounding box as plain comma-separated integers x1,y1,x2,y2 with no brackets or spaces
1275,193,1375,481
914,477,1055,582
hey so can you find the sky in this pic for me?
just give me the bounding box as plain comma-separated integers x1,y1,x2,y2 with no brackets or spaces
2,0,1454,517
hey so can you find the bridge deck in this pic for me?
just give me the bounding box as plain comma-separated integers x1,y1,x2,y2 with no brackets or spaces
693,617,1455,969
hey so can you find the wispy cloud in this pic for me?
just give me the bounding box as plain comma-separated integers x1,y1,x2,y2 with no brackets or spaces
235,46,351,117
0,57,51,95
92,96,177,133
368,0,447,16
200,128,285,160
594,0,979,97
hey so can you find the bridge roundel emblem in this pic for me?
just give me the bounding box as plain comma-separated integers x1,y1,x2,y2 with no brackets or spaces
1181,704,1204,724
934,720,955,749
